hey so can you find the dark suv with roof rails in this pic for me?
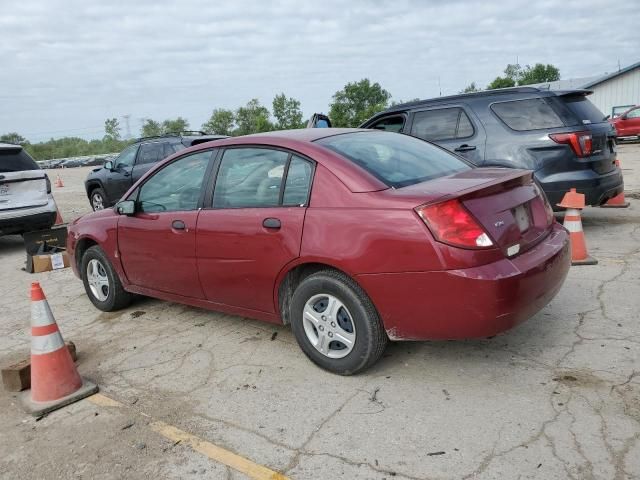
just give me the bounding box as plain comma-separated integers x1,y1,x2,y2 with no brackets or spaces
311,87,623,208
85,131,227,210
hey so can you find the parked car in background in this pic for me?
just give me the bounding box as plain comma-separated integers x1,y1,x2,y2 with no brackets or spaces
0,143,57,235
83,156,108,167
68,129,570,374
61,158,84,168
310,87,623,208
609,105,640,139
84,132,227,210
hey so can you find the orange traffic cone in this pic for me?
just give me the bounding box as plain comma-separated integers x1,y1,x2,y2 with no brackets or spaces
21,283,97,416
557,188,597,266
54,175,64,188
54,207,64,226
602,160,630,208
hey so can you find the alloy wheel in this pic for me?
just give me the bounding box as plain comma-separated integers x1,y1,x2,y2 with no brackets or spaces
86,259,110,301
92,193,104,210
302,294,356,359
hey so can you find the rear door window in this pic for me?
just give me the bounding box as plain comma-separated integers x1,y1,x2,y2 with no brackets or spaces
137,142,165,165
491,98,565,131
410,108,474,141
369,115,405,133
0,148,39,172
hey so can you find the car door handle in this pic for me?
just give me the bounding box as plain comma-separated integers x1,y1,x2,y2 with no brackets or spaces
263,218,281,229
454,144,477,152
172,220,186,230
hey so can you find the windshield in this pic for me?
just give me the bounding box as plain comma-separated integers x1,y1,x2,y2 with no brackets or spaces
315,131,471,188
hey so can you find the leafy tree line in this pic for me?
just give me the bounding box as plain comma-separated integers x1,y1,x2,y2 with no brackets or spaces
461,62,560,93
2,65,559,160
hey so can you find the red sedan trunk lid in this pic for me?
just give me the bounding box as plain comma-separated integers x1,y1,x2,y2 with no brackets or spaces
390,168,554,256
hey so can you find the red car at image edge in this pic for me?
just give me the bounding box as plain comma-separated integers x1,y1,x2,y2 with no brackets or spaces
67,128,571,374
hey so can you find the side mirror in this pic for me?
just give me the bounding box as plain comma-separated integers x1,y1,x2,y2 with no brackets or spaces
104,160,114,170
116,200,136,216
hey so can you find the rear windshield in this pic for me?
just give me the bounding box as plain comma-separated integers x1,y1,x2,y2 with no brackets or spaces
491,98,565,131
558,95,607,125
315,131,471,188
0,148,40,173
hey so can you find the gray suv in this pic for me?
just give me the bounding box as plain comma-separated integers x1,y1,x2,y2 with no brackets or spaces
313,87,623,208
85,132,226,210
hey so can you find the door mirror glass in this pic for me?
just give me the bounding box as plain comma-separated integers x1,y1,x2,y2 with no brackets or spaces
104,160,114,170
116,200,136,216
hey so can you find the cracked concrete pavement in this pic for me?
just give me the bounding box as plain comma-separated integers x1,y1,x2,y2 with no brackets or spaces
1,144,639,479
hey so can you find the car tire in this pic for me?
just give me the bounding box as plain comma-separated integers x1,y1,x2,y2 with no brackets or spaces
81,245,132,312
289,269,388,375
90,187,107,211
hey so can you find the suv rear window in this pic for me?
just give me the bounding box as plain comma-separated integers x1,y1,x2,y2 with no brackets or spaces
558,95,607,125
491,98,565,131
316,131,471,188
0,148,40,173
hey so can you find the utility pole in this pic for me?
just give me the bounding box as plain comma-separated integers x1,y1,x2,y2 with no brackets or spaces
122,114,132,140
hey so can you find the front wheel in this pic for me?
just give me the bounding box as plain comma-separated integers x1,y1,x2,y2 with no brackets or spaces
81,245,132,311
90,188,107,211
289,270,388,375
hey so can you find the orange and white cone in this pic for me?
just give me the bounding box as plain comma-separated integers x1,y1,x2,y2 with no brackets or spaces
54,175,64,188
557,188,597,266
602,160,630,208
21,282,97,416
54,207,64,226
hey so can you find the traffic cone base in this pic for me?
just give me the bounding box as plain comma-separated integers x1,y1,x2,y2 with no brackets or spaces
571,256,598,266
20,378,97,417
601,192,630,208
21,282,98,416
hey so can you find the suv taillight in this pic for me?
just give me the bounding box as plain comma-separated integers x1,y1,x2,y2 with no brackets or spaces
549,131,593,157
416,199,493,249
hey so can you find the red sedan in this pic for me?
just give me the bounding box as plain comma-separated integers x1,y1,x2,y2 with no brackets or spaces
67,129,570,374
609,105,640,138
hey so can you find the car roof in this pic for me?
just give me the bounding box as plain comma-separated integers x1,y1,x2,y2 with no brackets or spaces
239,128,367,142
0,142,22,150
377,87,594,115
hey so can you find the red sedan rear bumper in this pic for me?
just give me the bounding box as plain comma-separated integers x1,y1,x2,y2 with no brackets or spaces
357,223,570,340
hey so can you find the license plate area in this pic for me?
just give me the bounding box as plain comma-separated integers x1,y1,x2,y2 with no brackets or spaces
0,184,9,196
512,203,530,233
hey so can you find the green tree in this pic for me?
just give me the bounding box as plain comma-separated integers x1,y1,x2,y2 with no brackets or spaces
234,99,273,136
390,97,421,107
0,132,28,145
202,109,235,135
272,93,304,130
518,63,560,85
141,119,163,137
104,118,121,141
329,79,391,127
162,117,190,134
486,76,516,89
460,82,481,93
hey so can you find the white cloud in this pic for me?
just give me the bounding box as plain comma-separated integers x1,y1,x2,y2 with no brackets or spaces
1,0,638,141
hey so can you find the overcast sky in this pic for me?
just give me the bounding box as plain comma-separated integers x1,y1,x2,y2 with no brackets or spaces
1,0,638,142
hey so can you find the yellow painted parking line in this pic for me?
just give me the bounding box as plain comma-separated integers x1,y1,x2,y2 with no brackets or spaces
88,393,124,408
86,393,289,480
150,420,289,480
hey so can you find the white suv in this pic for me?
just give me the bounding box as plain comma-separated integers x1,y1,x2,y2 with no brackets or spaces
0,143,57,235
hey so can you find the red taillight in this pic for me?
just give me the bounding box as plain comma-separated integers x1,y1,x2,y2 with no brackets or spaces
416,199,493,249
549,131,593,157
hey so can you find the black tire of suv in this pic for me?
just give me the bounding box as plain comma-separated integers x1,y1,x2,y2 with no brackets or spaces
289,269,388,375
81,245,133,312
90,187,107,211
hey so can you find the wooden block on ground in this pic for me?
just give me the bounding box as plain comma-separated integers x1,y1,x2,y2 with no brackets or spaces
1,342,77,392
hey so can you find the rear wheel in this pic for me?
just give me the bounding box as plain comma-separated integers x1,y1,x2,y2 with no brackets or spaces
81,245,132,311
90,187,107,211
290,270,387,375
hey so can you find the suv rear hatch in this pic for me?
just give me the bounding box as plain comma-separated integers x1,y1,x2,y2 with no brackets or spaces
398,168,554,258
548,92,617,174
0,147,50,211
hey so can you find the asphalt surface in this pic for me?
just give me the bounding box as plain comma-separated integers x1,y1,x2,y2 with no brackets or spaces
0,144,639,479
